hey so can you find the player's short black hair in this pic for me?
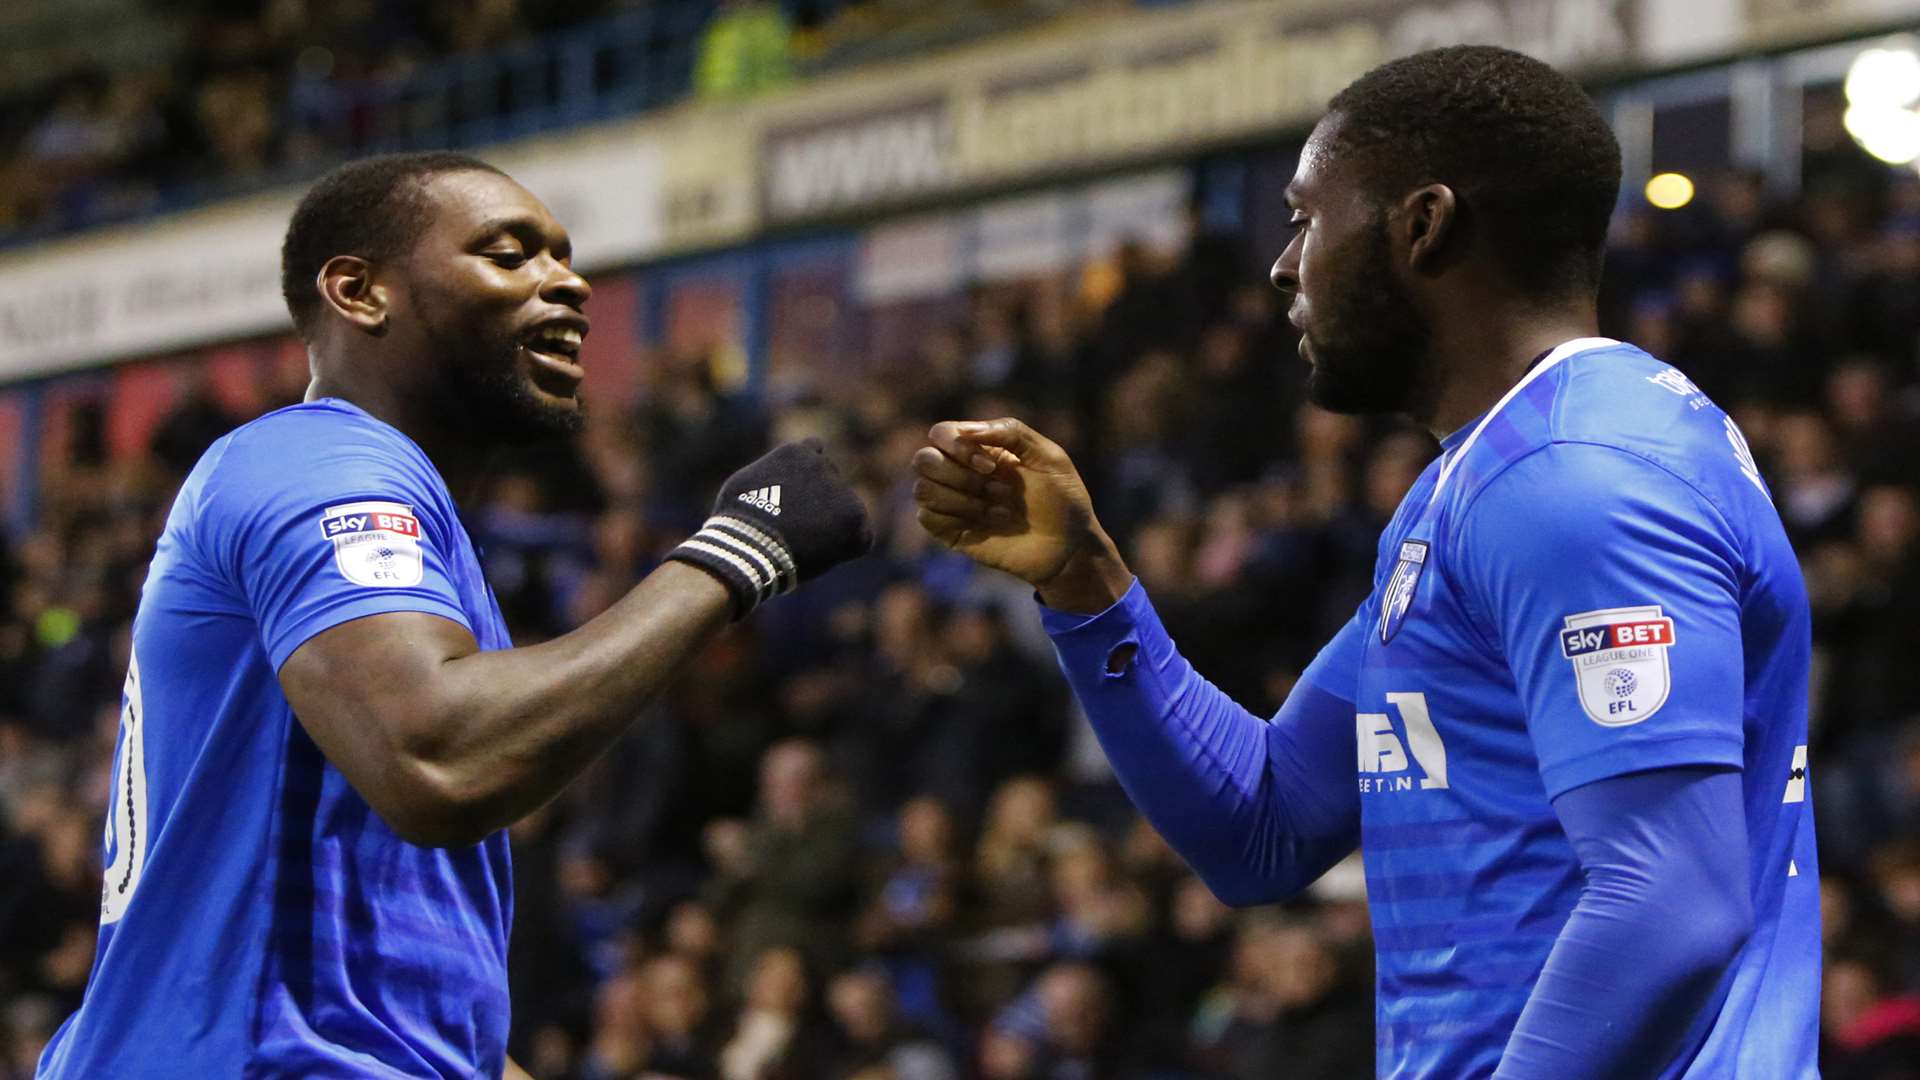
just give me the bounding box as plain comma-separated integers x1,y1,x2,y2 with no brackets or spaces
280,151,505,337
1325,45,1622,297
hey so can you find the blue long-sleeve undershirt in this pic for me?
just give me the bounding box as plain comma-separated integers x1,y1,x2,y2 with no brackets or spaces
1495,765,1753,1078
1043,581,1756,1077
1041,579,1360,906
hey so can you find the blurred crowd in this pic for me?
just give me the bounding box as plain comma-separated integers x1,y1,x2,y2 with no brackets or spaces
0,0,1108,241
5,138,1920,1078
1,0,634,237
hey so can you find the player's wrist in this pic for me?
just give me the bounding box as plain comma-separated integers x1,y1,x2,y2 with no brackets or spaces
1034,532,1133,615
665,511,799,620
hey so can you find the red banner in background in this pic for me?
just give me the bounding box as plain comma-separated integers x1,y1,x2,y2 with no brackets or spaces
0,392,21,512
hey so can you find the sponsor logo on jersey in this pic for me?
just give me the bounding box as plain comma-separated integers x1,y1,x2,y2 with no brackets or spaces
1355,691,1449,794
319,501,425,587
1378,540,1428,644
1558,605,1675,726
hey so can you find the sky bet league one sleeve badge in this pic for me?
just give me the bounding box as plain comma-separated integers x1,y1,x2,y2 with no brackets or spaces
1558,605,1677,726
320,501,426,587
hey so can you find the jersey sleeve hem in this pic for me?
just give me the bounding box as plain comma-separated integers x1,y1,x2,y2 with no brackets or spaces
1539,732,1744,801
267,594,474,672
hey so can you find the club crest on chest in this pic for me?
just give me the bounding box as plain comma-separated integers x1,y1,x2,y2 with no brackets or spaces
1379,540,1429,644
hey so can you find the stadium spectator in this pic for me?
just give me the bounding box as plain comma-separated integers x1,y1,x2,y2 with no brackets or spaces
695,1,796,98
978,961,1119,1080
825,967,959,1080
851,797,960,1021
1822,947,1920,1079
704,738,863,990
637,952,723,1077
1187,915,1370,1079
717,944,836,1080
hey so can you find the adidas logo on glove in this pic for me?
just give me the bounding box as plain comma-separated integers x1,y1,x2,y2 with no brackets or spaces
666,439,872,620
737,486,783,516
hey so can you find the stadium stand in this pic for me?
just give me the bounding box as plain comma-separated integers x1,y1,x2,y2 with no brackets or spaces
4,1,1920,1077
0,0,1117,243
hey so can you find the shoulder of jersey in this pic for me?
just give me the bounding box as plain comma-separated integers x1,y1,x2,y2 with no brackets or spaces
1551,344,1759,489
224,400,411,457
1551,343,1719,440
204,400,421,486
1448,343,1740,508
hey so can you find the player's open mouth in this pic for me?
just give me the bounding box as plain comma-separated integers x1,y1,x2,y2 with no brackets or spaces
522,324,586,390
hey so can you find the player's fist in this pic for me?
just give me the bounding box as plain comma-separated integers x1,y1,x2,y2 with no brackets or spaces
668,438,873,618
913,418,1132,613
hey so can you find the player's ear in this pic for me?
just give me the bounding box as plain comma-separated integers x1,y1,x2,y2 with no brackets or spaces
316,255,390,336
1401,184,1458,275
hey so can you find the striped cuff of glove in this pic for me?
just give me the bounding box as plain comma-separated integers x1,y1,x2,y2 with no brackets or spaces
666,513,799,618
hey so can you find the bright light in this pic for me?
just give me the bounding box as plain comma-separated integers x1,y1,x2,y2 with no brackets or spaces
1645,172,1695,210
1845,42,1920,164
1845,102,1920,164
1846,46,1920,110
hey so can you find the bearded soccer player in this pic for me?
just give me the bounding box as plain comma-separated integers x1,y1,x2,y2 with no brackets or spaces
913,47,1816,1078
39,153,871,1078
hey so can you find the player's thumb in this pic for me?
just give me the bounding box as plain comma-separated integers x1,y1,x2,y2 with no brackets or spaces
950,417,1058,463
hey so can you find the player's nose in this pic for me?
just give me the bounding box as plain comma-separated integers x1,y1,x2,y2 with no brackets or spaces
542,261,591,309
1270,254,1299,296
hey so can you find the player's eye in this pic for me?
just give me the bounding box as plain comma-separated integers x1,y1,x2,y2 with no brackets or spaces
1288,215,1310,231
483,247,528,268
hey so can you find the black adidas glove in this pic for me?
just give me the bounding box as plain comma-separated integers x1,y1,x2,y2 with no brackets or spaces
667,438,873,618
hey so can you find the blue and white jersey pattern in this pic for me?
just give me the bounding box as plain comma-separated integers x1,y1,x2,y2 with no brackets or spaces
1313,339,1818,1077
39,398,516,1079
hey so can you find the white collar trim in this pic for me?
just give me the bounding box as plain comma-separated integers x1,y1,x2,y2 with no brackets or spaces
1429,336,1620,504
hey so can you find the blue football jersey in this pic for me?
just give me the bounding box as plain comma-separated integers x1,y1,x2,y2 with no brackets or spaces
1307,338,1819,1077
38,398,516,1079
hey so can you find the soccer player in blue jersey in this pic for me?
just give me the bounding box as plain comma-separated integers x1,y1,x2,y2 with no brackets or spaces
38,152,871,1078
913,46,1818,1078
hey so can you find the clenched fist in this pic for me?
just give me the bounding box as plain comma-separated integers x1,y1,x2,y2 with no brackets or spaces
912,418,1134,614
667,438,872,619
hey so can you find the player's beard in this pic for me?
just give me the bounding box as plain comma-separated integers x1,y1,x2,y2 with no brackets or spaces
424,314,586,446
1302,214,1434,417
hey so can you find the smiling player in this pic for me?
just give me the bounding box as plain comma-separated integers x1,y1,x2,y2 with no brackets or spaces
914,48,1817,1077
39,152,871,1078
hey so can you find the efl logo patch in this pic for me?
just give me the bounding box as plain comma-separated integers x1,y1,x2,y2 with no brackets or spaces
319,501,424,587
1558,605,1676,726
1378,540,1428,643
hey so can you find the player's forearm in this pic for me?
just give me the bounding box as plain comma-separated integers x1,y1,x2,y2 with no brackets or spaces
1043,580,1357,905
1495,767,1752,1078
408,561,732,842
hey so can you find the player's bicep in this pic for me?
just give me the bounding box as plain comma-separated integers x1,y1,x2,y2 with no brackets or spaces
1255,610,1366,875
278,610,479,831
1461,445,1746,799
1263,677,1362,850
1272,602,1364,827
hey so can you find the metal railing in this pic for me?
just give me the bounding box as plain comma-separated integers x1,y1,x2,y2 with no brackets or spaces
325,5,715,156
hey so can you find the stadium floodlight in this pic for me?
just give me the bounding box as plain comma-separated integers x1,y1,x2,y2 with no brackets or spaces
1644,172,1695,210
1844,102,1920,165
1844,40,1920,165
1846,45,1920,111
